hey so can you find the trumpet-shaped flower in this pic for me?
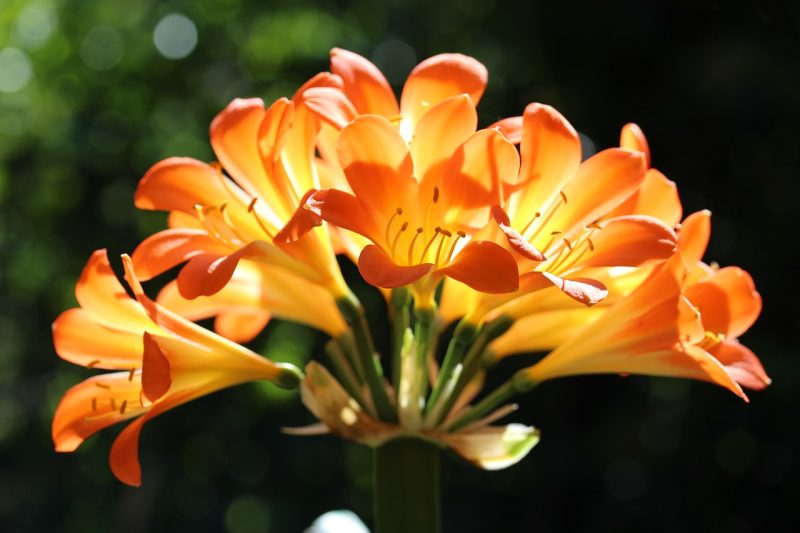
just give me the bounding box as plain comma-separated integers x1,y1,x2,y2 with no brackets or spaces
52,250,301,486
133,76,349,318
496,210,767,397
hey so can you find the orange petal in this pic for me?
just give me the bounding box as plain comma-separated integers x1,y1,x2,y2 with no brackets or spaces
678,210,711,264
210,98,272,200
52,372,145,453
337,115,416,225
709,339,770,390
439,241,519,294
330,48,399,116
400,53,487,130
75,250,153,333
131,229,229,281
509,103,581,228
357,245,433,288
606,169,682,227
273,189,323,243
135,157,234,214
303,86,358,130
577,215,677,268
142,333,172,403
491,206,545,261
53,309,144,369
412,94,477,187
440,130,520,215
306,188,381,243
489,116,522,144
214,311,271,343
686,266,762,338
542,148,647,242
620,123,651,167
522,271,608,306
256,97,293,165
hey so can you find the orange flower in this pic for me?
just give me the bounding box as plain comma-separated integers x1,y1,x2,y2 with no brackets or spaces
132,75,350,320
497,210,767,397
52,250,301,486
439,111,679,324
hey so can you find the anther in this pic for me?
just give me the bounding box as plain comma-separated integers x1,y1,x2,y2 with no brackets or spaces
390,221,409,259
247,198,258,213
119,400,128,415
563,238,573,251
92,397,97,412
432,187,440,203
550,230,562,236
110,398,117,411
86,360,100,368
128,368,136,381
559,191,568,203
95,383,110,390
587,238,595,251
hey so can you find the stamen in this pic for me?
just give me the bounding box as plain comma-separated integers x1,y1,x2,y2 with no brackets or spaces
390,221,409,259
92,397,97,412
526,190,568,240
443,230,465,265
408,227,424,264
560,191,568,203
128,368,136,381
110,398,117,411
432,187,440,203
562,238,573,251
247,197,276,239
520,211,541,236
385,208,403,248
95,383,110,390
433,230,452,266
420,227,442,262
86,360,100,368
119,400,128,415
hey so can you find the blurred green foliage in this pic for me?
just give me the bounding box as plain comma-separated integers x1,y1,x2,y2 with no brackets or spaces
1,0,799,531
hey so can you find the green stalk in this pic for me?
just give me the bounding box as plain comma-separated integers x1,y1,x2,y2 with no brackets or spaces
336,294,397,422
426,319,477,415
447,369,537,432
390,288,411,394
373,438,441,533
325,339,371,415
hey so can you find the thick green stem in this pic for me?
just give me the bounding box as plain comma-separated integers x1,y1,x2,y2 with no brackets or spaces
337,294,397,422
373,438,441,533
390,288,411,395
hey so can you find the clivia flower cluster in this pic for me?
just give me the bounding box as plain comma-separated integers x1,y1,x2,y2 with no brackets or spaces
53,49,768,488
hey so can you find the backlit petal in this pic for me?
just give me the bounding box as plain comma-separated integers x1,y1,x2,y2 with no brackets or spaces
358,245,433,288
709,339,770,390
330,48,399,116
489,116,522,144
53,309,144,369
576,215,677,268
438,241,519,294
620,122,651,167
142,332,172,403
606,169,682,226
686,266,762,338
303,86,358,130
135,158,233,214
131,229,229,281
442,424,540,470
306,188,382,245
400,53,487,131
491,206,545,261
678,210,711,264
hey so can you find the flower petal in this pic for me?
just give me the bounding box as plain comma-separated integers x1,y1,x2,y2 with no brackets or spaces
53,309,144,369
686,266,762,338
576,215,677,268
337,115,417,226
521,271,608,306
142,332,172,403
176,241,271,300
412,94,477,187
508,103,581,228
620,122,651,167
438,241,519,294
303,86,358,130
76,249,154,333
489,116,522,144
400,53,487,130
678,210,711,264
273,190,323,244
606,169,682,227
441,423,540,470
358,245,433,288
135,158,233,214
306,188,382,244
330,48,399,116
709,339,771,390
52,372,146,453
131,229,229,281
491,206,545,261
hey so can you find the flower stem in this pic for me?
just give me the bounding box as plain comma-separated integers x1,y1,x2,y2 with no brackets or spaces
447,369,536,432
390,288,411,395
337,294,397,423
426,318,477,415
373,437,441,533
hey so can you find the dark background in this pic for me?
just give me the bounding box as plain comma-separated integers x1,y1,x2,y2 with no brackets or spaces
0,0,797,531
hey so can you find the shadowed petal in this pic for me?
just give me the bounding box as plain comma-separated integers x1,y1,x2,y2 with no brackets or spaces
439,241,519,294
330,48,399,116
358,245,433,288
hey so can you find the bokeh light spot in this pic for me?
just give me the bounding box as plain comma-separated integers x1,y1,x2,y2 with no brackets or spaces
0,48,33,93
79,26,124,71
153,14,198,60
305,510,369,533
224,495,271,533
14,3,58,48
